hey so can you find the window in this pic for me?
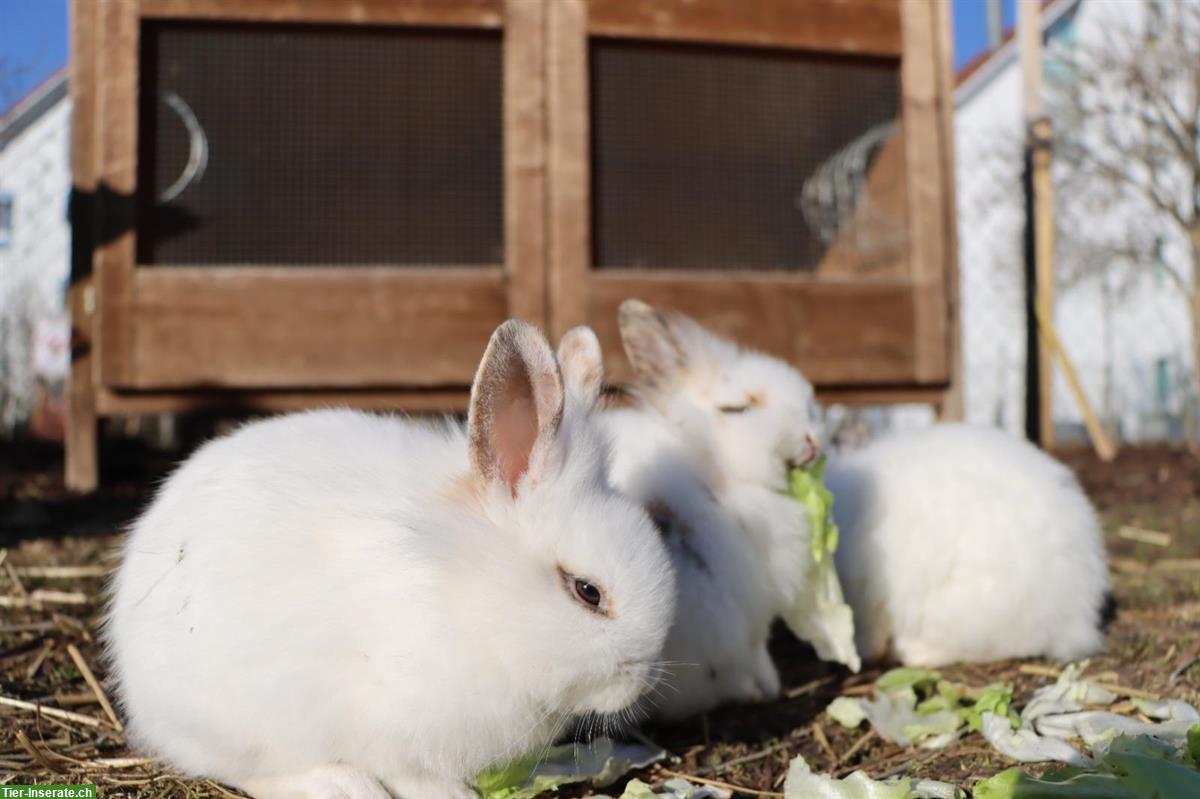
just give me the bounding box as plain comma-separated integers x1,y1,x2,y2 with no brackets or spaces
1155,358,1170,409
0,194,12,247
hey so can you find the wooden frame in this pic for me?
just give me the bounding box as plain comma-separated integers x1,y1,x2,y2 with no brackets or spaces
92,0,544,392
67,0,958,491
547,0,957,391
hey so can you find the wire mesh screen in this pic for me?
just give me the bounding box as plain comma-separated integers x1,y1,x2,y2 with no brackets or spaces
590,40,902,272
138,22,503,266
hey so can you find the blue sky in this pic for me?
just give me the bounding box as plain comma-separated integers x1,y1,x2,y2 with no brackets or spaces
0,0,68,115
0,0,1008,117
953,0,1018,69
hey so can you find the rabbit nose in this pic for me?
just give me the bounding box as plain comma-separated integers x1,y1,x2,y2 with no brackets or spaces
787,433,820,469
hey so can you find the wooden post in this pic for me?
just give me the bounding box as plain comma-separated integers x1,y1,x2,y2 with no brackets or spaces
1019,0,1116,461
503,0,548,327
934,0,963,421
1019,0,1055,448
66,0,100,492
545,0,589,343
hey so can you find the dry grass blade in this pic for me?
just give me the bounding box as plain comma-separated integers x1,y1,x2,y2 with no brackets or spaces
205,779,250,798
834,728,876,767
1017,664,1061,678
1156,558,1200,571
1117,526,1172,547
838,684,875,697
12,565,111,579
1015,663,1160,698
811,722,837,766
88,756,156,768
658,767,784,798
692,733,810,778
0,591,90,609
783,675,835,700
67,643,123,731
24,639,54,680
15,730,57,771
0,694,106,728
4,558,29,598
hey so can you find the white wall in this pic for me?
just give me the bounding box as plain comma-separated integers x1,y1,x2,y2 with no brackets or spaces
952,0,1196,441
955,60,1028,434
0,93,72,431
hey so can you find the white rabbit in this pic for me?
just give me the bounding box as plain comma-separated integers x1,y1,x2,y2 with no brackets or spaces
612,301,859,673
557,327,779,719
825,423,1110,666
105,320,675,799
614,300,1110,668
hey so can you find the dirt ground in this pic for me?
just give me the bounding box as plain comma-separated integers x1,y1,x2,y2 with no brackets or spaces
1,438,1197,797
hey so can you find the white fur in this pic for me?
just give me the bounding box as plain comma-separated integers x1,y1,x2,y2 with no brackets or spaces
826,423,1110,666
615,302,1110,670
603,302,825,716
600,407,779,719
106,322,675,799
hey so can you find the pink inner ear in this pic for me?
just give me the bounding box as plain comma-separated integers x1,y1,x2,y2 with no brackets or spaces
493,362,538,494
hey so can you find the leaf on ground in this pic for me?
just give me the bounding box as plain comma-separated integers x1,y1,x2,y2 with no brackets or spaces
475,739,666,799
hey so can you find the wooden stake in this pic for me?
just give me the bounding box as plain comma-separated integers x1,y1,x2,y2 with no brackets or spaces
1033,302,1118,461
1019,0,1056,449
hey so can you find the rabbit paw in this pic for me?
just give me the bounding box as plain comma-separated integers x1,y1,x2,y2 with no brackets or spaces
383,771,479,799
240,765,392,799
752,646,782,700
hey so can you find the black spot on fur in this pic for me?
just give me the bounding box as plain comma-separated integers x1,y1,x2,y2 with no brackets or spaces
1100,590,1117,630
708,667,718,681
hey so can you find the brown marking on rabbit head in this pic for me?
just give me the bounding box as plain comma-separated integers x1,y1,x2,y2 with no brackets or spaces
556,326,605,406
618,300,688,396
440,470,487,512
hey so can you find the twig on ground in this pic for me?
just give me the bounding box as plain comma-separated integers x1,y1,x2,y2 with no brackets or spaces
4,558,29,598
1170,652,1199,683
657,768,784,798
839,684,875,697
88,757,156,769
0,694,106,728
13,565,111,579
692,731,811,778
784,675,836,700
811,722,837,766
834,728,877,768
67,643,123,731
1016,664,1160,699
0,622,56,634
0,591,89,609
24,640,54,680
1017,664,1060,678
1117,526,1172,547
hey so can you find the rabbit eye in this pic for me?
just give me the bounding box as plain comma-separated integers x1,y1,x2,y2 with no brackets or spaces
717,404,749,414
574,579,603,608
559,566,608,615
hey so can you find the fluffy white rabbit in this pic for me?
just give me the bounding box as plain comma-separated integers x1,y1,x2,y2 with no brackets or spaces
825,423,1110,666
557,327,779,719
613,300,1110,668
611,301,859,673
106,320,675,799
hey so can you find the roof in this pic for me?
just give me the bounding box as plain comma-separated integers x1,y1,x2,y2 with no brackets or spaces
0,68,69,151
954,0,1080,106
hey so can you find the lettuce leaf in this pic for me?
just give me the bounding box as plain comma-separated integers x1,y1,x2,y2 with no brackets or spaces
475,739,665,799
783,754,965,799
973,731,1200,799
782,455,861,672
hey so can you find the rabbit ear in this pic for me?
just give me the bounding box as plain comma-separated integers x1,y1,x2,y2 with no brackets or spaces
556,326,604,405
618,299,687,391
468,320,565,495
